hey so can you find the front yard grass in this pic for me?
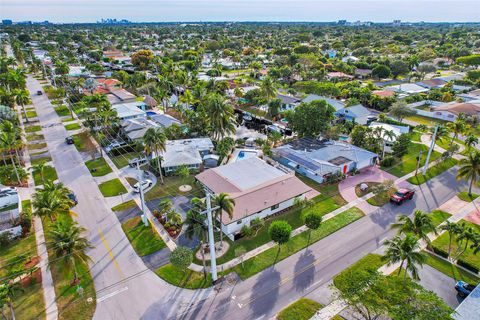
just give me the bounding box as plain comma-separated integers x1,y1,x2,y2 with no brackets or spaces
423,251,479,285
64,123,81,131
333,253,384,292
404,115,447,126
84,157,112,177
27,142,47,151
457,192,479,202
24,125,42,133
31,155,52,166
381,143,441,177
121,216,166,256
26,133,44,142
277,298,323,320
227,207,365,280
355,182,395,207
13,281,46,320
145,175,202,201
43,214,96,320
155,264,212,289
429,210,451,227
72,131,96,153
407,158,457,185
33,165,58,186
98,178,127,197
112,200,137,212
25,110,38,118
109,152,140,169
54,105,71,117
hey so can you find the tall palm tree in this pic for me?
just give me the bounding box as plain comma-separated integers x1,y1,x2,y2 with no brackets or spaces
32,188,71,222
184,208,208,278
392,210,437,245
464,135,478,151
213,193,235,249
440,221,462,258
456,151,480,197
13,89,31,123
383,234,426,280
382,129,396,158
204,93,236,140
143,127,167,184
48,219,92,283
0,122,22,184
446,119,466,147
30,162,46,184
260,77,277,102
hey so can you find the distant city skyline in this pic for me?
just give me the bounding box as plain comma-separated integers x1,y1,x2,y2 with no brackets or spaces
1,0,480,23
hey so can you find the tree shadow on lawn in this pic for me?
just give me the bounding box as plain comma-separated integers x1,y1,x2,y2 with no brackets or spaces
250,267,281,318
293,249,315,292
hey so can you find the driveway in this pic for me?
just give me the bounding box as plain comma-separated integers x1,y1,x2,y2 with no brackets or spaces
416,264,462,308
339,166,411,214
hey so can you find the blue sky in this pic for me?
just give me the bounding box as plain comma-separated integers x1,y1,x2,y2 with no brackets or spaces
1,0,479,23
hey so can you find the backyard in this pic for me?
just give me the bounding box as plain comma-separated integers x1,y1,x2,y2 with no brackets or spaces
144,175,203,201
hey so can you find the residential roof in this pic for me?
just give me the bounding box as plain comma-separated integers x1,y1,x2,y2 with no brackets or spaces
453,284,480,320
302,94,345,111
385,83,429,94
327,72,354,79
160,138,214,168
435,101,480,116
372,90,396,98
369,122,410,142
112,102,146,119
150,114,182,128
416,78,447,88
276,93,301,105
355,68,372,76
195,157,312,224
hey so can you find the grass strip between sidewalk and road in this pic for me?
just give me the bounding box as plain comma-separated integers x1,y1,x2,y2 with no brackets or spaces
407,158,457,185
457,192,479,203
277,298,323,320
121,216,166,256
155,264,212,289
333,253,384,292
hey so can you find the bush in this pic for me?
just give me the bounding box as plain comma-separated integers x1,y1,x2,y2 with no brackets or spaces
269,220,292,245
241,224,253,237
456,258,479,273
431,246,449,259
381,156,395,167
0,232,13,246
170,246,193,272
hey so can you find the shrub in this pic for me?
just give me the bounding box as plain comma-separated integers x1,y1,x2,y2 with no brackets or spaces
269,220,292,245
0,232,13,246
381,156,395,167
241,224,253,237
170,246,193,272
456,259,479,273
431,246,449,259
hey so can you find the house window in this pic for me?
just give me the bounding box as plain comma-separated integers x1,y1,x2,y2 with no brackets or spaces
236,220,242,225
271,204,279,210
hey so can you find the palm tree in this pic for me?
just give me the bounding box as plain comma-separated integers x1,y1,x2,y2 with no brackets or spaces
213,193,235,249
0,281,23,320
13,89,31,123
464,134,478,151
48,219,92,284
30,162,46,184
446,119,466,147
0,122,22,184
392,210,437,245
260,77,277,102
453,223,477,260
32,187,71,222
143,127,167,184
440,221,462,258
204,93,236,140
456,151,480,197
382,129,396,158
383,234,426,280
184,209,208,278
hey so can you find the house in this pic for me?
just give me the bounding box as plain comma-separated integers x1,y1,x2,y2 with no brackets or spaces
272,138,378,184
326,72,354,81
195,157,313,240
107,88,138,105
335,104,376,125
452,284,480,320
369,122,410,153
354,68,372,79
458,89,480,102
276,93,301,110
0,187,22,237
434,101,480,119
122,114,182,141
112,101,147,120
416,78,447,89
385,83,429,95
160,138,214,174
372,90,396,98
302,94,345,111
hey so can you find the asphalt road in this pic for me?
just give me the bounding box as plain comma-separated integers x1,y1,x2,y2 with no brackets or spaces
26,74,478,320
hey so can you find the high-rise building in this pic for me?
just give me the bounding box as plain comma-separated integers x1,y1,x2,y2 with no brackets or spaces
2,20,13,25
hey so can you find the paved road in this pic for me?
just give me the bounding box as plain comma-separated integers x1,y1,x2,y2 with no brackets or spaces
26,74,479,320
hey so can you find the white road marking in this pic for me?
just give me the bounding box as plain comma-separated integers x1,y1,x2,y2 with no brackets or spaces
237,303,243,308
97,286,129,303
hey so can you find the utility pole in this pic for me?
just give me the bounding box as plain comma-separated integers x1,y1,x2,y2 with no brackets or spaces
423,125,438,175
205,192,218,283
136,162,149,227
415,151,423,176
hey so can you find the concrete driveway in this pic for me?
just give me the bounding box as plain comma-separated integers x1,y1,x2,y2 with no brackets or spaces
339,166,412,214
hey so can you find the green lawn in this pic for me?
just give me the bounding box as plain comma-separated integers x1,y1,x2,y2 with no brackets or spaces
24,125,42,133
110,152,140,169
429,210,452,227
381,143,441,177
277,298,323,320
33,165,58,186
355,182,395,207
407,158,457,185
42,214,96,320
227,208,365,280
145,175,202,201
458,192,479,202
431,220,480,272
98,178,127,197
155,264,212,289
25,110,38,118
61,117,75,123
424,252,479,285
64,123,81,131
31,155,52,166
26,133,44,142
27,142,47,151
72,132,96,153
84,157,112,177
54,105,71,117
13,281,46,320
121,216,166,256
404,115,447,126
112,200,138,212
410,131,422,142
333,253,384,292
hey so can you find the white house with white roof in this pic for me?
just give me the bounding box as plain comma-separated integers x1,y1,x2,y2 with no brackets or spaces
160,138,214,174
0,187,22,237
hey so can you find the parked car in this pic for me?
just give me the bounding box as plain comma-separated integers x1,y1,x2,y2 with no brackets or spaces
455,281,476,297
65,136,74,145
37,90,43,95
68,193,78,206
105,141,127,153
390,188,415,205
132,179,153,193
128,157,148,168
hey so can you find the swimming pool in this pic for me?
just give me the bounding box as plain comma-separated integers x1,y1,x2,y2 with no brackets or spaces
236,150,258,161
339,135,349,141
146,111,157,116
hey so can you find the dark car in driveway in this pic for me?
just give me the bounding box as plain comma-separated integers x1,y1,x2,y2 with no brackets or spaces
455,281,476,298
37,90,43,95
65,136,74,144
390,188,415,205
68,193,78,206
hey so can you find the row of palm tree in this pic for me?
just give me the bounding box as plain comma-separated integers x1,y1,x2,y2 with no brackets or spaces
0,120,24,184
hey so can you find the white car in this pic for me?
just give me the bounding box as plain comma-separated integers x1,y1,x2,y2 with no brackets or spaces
132,179,153,193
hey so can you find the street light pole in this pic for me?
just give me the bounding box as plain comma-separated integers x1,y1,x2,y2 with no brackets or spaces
205,192,218,282
423,125,438,175
415,151,423,176
136,162,149,227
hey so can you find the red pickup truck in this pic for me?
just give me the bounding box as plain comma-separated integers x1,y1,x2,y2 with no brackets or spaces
390,188,415,205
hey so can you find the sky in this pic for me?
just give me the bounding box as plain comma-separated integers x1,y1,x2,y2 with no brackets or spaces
1,0,480,23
